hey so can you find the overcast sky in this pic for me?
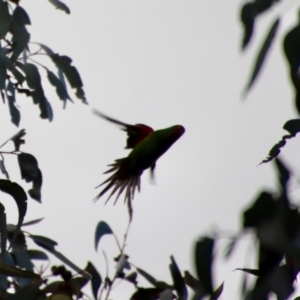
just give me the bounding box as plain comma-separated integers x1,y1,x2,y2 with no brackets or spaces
1,0,300,299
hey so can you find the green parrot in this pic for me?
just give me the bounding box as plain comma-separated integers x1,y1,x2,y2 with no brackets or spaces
93,109,185,204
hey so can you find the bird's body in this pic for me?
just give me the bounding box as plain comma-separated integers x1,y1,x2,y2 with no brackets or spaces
93,110,185,204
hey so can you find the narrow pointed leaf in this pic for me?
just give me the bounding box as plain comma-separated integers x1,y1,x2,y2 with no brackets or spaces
6,81,20,127
29,234,57,251
85,262,102,300
0,262,40,278
169,255,188,300
0,160,9,180
195,237,214,295
235,268,260,276
22,218,44,227
209,282,224,300
136,267,157,287
244,18,280,96
94,221,113,251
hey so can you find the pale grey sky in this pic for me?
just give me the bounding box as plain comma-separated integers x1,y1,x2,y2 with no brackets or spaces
1,0,299,299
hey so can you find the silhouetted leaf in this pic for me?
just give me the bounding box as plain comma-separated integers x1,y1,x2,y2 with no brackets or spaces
48,0,70,14
223,235,240,259
275,158,290,196
136,267,158,287
243,191,275,228
7,224,26,251
235,268,260,276
28,168,42,202
240,3,256,49
22,218,44,227
29,235,57,251
0,160,9,180
195,237,214,295
244,18,280,96
0,180,27,247
47,70,71,106
85,262,102,300
0,262,40,278
50,54,87,103
209,282,224,300
169,255,188,300
6,81,20,126
183,271,201,291
0,203,7,261
18,152,38,182
125,272,138,285
10,7,30,62
49,250,87,277
14,250,33,271
9,129,26,151
20,63,51,120
283,119,300,135
0,51,7,90
27,250,48,260
0,0,11,40
94,221,113,251
130,287,165,300
261,119,300,163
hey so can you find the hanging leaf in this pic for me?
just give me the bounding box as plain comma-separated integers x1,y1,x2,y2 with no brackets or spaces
48,0,70,14
85,262,102,300
49,54,87,103
19,63,51,120
0,180,27,248
6,80,20,127
194,237,214,296
94,221,113,251
243,18,280,96
18,153,43,202
9,129,26,151
0,0,11,40
169,255,188,300
0,160,9,180
223,235,239,259
10,7,31,62
47,69,72,106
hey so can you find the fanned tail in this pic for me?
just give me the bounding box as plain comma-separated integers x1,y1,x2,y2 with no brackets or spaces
94,158,142,204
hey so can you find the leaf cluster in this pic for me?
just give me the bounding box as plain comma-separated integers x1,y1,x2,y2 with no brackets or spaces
0,0,86,127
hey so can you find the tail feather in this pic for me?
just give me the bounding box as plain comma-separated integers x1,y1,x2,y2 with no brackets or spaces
94,158,142,204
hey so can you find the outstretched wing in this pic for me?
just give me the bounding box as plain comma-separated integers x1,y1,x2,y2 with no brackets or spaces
93,109,154,148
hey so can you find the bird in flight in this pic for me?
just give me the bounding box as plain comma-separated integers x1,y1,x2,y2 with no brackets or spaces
93,109,185,204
